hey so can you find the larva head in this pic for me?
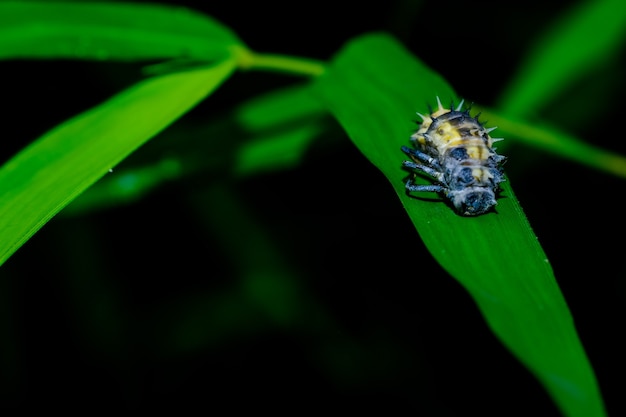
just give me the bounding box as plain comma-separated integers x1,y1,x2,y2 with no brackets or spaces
448,186,497,216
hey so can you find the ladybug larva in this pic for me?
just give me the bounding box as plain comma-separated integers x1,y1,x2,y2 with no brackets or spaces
401,97,506,216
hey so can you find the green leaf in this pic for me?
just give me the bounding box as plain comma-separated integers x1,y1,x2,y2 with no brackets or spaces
61,157,184,216
235,84,326,132
62,120,324,216
62,84,328,215
233,84,329,175
0,57,237,267
498,0,626,117
232,123,324,176
313,32,606,417
0,1,243,61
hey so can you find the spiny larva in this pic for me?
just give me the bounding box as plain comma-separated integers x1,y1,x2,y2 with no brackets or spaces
401,97,506,216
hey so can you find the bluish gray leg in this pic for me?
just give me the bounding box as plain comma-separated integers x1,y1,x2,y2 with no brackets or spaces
405,180,444,193
401,146,441,169
402,161,443,181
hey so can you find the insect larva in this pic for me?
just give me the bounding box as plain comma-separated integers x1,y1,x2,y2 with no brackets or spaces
401,97,506,216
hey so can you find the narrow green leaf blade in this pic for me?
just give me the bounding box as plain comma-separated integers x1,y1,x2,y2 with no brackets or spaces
313,32,606,417
0,1,242,61
0,58,237,266
498,0,626,117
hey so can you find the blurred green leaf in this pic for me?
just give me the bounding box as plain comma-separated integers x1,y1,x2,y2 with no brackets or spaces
313,32,606,417
234,84,329,175
64,84,330,215
190,183,303,327
0,1,243,61
233,124,324,176
62,122,324,215
476,105,626,179
498,0,626,117
0,58,237,267
61,158,184,215
235,84,326,132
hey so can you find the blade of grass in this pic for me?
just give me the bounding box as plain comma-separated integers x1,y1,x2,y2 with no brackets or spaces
498,0,626,117
313,32,606,417
0,1,242,61
0,58,237,267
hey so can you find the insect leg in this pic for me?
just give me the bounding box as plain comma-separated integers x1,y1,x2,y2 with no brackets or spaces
402,160,444,181
401,146,441,169
405,179,444,193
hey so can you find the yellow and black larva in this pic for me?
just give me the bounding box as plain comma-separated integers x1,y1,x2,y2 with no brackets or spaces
401,97,506,216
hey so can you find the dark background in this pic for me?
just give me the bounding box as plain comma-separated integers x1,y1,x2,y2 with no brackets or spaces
0,0,624,415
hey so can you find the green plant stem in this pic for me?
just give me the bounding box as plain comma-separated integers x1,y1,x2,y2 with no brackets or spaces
478,106,626,179
232,45,326,77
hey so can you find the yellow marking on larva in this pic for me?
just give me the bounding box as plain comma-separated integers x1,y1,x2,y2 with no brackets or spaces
434,122,459,144
414,134,427,146
472,167,494,182
430,108,451,119
444,138,491,161
414,119,467,146
463,145,487,160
